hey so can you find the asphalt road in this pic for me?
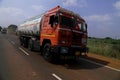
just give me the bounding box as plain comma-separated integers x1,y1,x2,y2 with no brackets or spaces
0,33,120,80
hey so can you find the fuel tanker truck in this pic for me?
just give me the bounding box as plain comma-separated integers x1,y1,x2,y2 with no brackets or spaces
18,6,88,62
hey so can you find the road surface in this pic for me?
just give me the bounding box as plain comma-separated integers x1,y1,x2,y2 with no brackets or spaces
0,33,120,80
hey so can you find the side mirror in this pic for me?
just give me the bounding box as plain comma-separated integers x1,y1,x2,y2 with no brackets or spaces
85,24,87,29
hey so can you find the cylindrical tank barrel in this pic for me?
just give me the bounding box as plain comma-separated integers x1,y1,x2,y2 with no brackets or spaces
18,14,44,36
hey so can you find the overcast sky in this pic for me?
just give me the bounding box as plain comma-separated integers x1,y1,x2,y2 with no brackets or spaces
0,0,120,39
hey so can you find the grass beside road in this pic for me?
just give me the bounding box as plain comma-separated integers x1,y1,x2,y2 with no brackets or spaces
87,37,120,60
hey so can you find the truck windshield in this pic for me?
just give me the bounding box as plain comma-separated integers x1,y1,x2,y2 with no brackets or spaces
60,16,75,28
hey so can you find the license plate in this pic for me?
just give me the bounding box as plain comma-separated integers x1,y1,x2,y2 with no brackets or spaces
75,51,80,56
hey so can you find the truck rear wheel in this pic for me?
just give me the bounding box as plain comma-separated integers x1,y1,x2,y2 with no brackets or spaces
43,43,53,62
28,39,34,51
22,38,28,47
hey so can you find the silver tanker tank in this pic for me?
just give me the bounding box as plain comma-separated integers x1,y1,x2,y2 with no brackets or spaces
18,14,44,36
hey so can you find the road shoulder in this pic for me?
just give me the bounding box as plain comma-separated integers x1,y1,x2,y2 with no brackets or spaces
87,53,120,70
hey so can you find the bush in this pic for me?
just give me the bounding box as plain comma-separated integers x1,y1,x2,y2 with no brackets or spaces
88,38,120,60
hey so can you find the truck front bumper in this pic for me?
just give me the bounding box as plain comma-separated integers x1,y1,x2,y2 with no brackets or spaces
51,45,88,56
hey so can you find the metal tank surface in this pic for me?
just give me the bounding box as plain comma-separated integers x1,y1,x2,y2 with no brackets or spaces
18,14,44,36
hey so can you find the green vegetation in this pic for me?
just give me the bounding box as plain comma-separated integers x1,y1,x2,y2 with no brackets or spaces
87,37,120,60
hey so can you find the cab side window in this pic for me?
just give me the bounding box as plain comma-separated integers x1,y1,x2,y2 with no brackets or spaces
49,15,58,27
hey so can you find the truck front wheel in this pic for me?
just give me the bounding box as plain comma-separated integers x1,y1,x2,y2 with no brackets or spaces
43,43,53,62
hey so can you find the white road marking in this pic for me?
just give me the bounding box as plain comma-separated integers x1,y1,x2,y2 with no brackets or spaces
79,58,120,72
11,41,15,44
19,47,29,56
52,73,62,80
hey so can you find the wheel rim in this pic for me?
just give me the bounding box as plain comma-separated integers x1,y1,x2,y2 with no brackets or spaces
28,40,33,50
43,44,52,62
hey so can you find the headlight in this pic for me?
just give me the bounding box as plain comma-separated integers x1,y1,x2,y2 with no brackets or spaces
60,47,68,53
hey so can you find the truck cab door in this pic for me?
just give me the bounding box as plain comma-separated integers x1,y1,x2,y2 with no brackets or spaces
49,15,58,29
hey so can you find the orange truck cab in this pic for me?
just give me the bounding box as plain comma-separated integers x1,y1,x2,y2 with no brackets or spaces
18,6,88,62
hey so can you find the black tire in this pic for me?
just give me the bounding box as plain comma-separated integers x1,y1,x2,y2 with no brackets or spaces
22,38,27,47
20,41,23,46
28,39,34,51
43,43,53,62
